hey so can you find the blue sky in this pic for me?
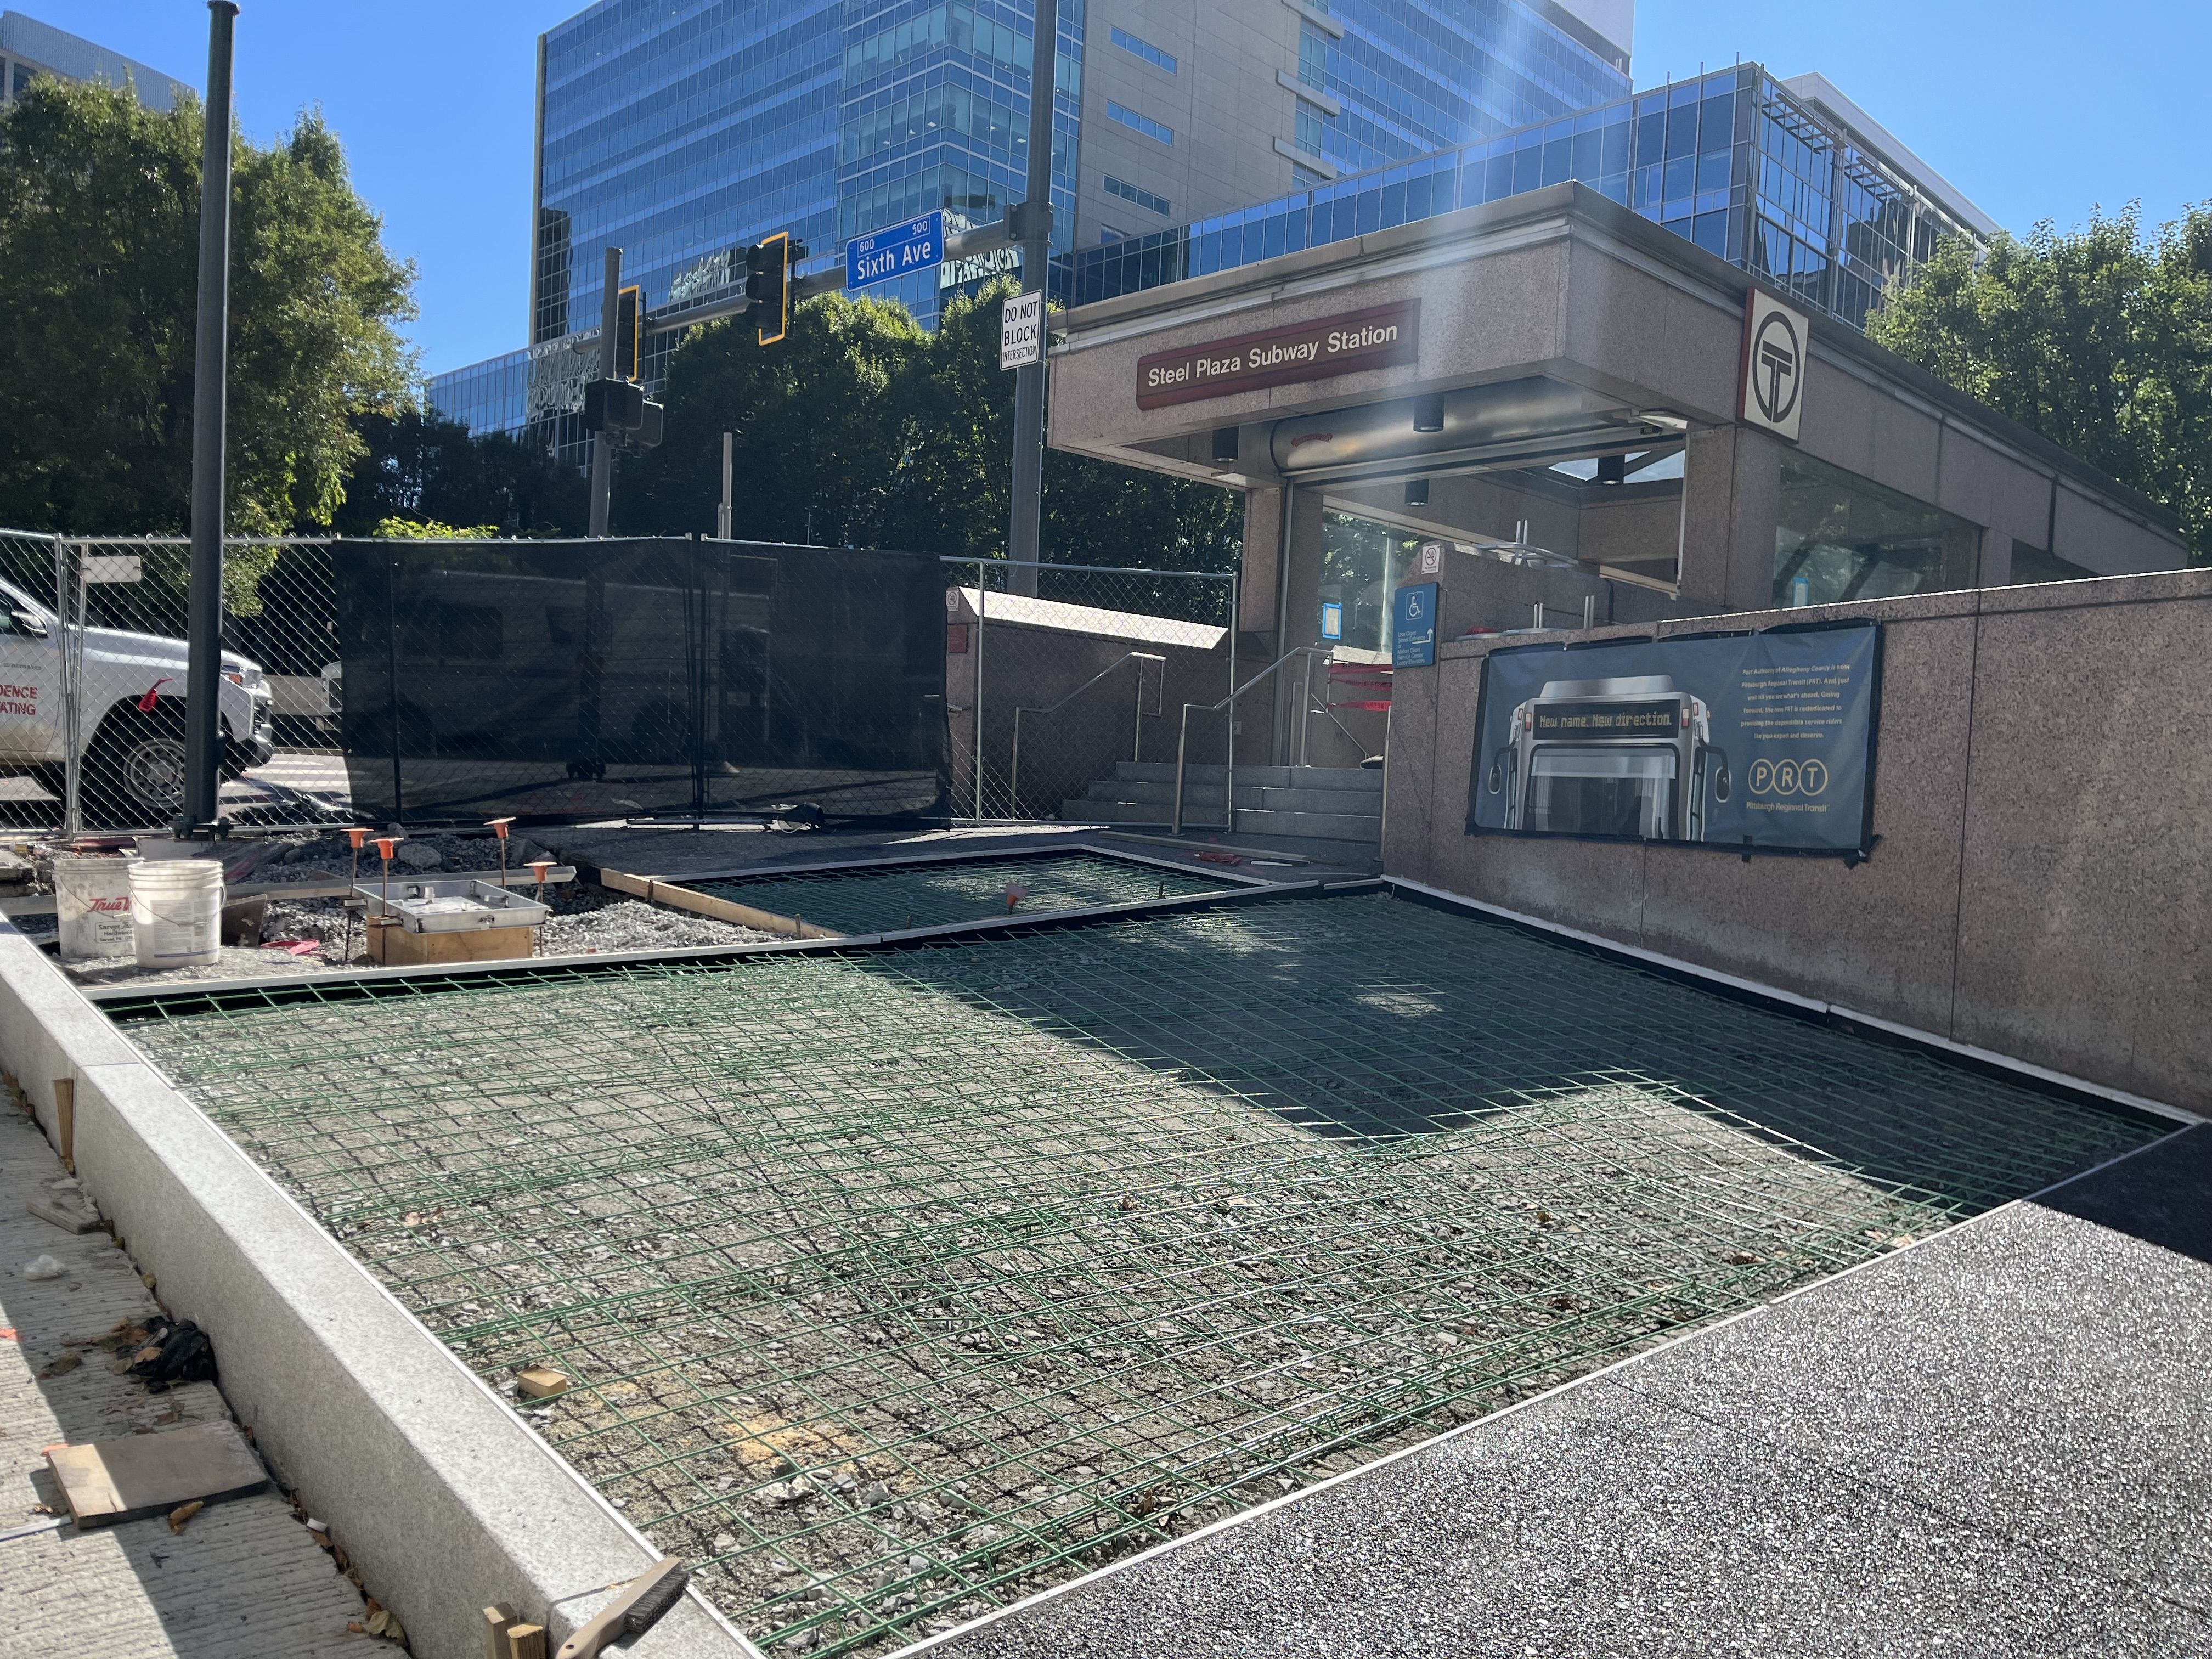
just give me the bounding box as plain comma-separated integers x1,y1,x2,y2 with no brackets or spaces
30,1,2212,380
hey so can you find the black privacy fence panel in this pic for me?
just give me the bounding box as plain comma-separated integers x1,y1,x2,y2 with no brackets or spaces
332,538,949,825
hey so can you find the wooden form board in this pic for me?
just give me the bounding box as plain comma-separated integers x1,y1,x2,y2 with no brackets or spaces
599,868,843,939
44,1420,269,1527
366,922,537,967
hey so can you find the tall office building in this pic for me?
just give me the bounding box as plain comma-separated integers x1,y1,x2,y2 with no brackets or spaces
1066,61,1995,333
430,0,1634,444
0,10,188,110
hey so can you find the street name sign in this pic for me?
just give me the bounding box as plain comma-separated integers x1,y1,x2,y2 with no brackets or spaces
847,211,944,291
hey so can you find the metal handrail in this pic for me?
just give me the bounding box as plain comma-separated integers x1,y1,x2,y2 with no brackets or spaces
1172,644,1331,834
1009,651,1164,814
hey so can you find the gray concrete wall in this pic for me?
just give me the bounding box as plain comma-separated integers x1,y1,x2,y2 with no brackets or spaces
0,930,755,1659
1379,566,2212,1113
947,596,1247,815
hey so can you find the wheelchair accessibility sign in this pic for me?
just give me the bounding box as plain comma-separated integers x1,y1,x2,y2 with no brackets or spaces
1392,582,1438,668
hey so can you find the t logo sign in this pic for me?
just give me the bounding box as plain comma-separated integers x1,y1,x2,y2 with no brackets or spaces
1740,290,1810,442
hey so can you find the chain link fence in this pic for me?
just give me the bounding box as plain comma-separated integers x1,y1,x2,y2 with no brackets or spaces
0,530,346,834
944,558,1239,823
0,532,1242,836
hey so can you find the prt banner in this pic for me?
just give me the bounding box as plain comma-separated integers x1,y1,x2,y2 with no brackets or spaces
1467,620,1880,854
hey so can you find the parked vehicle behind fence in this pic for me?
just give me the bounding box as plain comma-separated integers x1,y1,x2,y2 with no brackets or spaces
0,577,274,825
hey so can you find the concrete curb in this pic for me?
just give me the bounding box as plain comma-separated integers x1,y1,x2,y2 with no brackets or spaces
0,921,760,1659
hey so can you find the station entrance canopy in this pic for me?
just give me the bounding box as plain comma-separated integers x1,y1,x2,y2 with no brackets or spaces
1043,183,2184,644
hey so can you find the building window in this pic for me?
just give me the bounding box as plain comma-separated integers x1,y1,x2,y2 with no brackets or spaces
2008,541,2093,585
1109,26,1176,74
1292,162,1328,186
1298,26,1328,89
1775,452,1980,607
1322,512,1421,654
1106,101,1173,145
1295,107,1329,157
1103,174,1171,216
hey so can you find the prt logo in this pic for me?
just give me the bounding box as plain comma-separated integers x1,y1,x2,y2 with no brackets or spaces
1753,314,1799,424
1740,291,1810,441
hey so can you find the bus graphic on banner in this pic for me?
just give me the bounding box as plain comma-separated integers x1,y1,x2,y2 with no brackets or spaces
1468,620,1880,855
1487,675,1729,840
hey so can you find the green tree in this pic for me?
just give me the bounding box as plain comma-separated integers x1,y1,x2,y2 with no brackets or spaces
620,290,926,545
0,77,415,535
1867,205,2212,560
333,411,587,538
621,277,1242,578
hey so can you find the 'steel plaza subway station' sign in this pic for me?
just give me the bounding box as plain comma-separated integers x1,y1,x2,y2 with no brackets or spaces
1136,300,1420,409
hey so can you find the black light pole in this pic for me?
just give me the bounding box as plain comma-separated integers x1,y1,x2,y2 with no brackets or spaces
1003,0,1057,599
182,0,239,834
587,246,621,538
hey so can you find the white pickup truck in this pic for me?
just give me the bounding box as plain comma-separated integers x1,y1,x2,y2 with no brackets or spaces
0,577,274,823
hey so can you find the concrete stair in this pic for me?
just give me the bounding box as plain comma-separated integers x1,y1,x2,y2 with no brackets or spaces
1063,760,1383,845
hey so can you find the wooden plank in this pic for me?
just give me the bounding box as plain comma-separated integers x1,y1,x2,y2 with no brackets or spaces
43,1421,269,1528
597,867,653,900
27,1195,100,1233
648,879,843,940
483,1605,520,1659
52,1077,72,1173
515,1365,568,1400
600,867,842,939
504,1623,548,1659
366,924,537,968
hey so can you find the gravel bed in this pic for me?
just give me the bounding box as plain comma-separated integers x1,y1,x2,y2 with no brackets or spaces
540,897,773,954
225,827,565,887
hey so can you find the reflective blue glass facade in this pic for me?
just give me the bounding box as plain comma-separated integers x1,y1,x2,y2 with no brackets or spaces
1286,0,1627,178
1066,66,1978,333
529,0,1082,359
427,348,529,437
429,0,1635,448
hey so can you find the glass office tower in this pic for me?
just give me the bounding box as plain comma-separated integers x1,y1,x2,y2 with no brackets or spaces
1066,65,1988,333
1286,0,1627,178
430,0,1632,447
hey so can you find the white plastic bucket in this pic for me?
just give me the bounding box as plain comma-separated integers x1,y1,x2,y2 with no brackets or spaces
129,858,224,969
54,854,138,960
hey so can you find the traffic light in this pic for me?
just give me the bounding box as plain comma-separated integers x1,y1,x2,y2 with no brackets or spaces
746,231,807,347
614,284,642,380
582,376,643,434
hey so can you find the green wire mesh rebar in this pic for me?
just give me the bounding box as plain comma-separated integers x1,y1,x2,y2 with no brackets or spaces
687,853,1232,936
111,891,2162,1657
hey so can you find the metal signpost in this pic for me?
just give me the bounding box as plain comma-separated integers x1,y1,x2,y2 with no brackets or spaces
1002,0,1057,597
847,211,944,291
588,246,622,538
182,0,240,835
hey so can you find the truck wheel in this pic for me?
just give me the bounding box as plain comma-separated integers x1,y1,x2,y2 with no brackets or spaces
86,709,188,827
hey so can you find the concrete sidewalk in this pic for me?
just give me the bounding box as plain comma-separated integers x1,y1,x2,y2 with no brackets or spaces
924,1126,2212,1659
0,1105,375,1657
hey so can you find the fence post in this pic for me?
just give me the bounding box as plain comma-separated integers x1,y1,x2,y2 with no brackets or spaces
1225,571,1238,835
53,538,79,837
183,3,240,834
972,564,986,821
